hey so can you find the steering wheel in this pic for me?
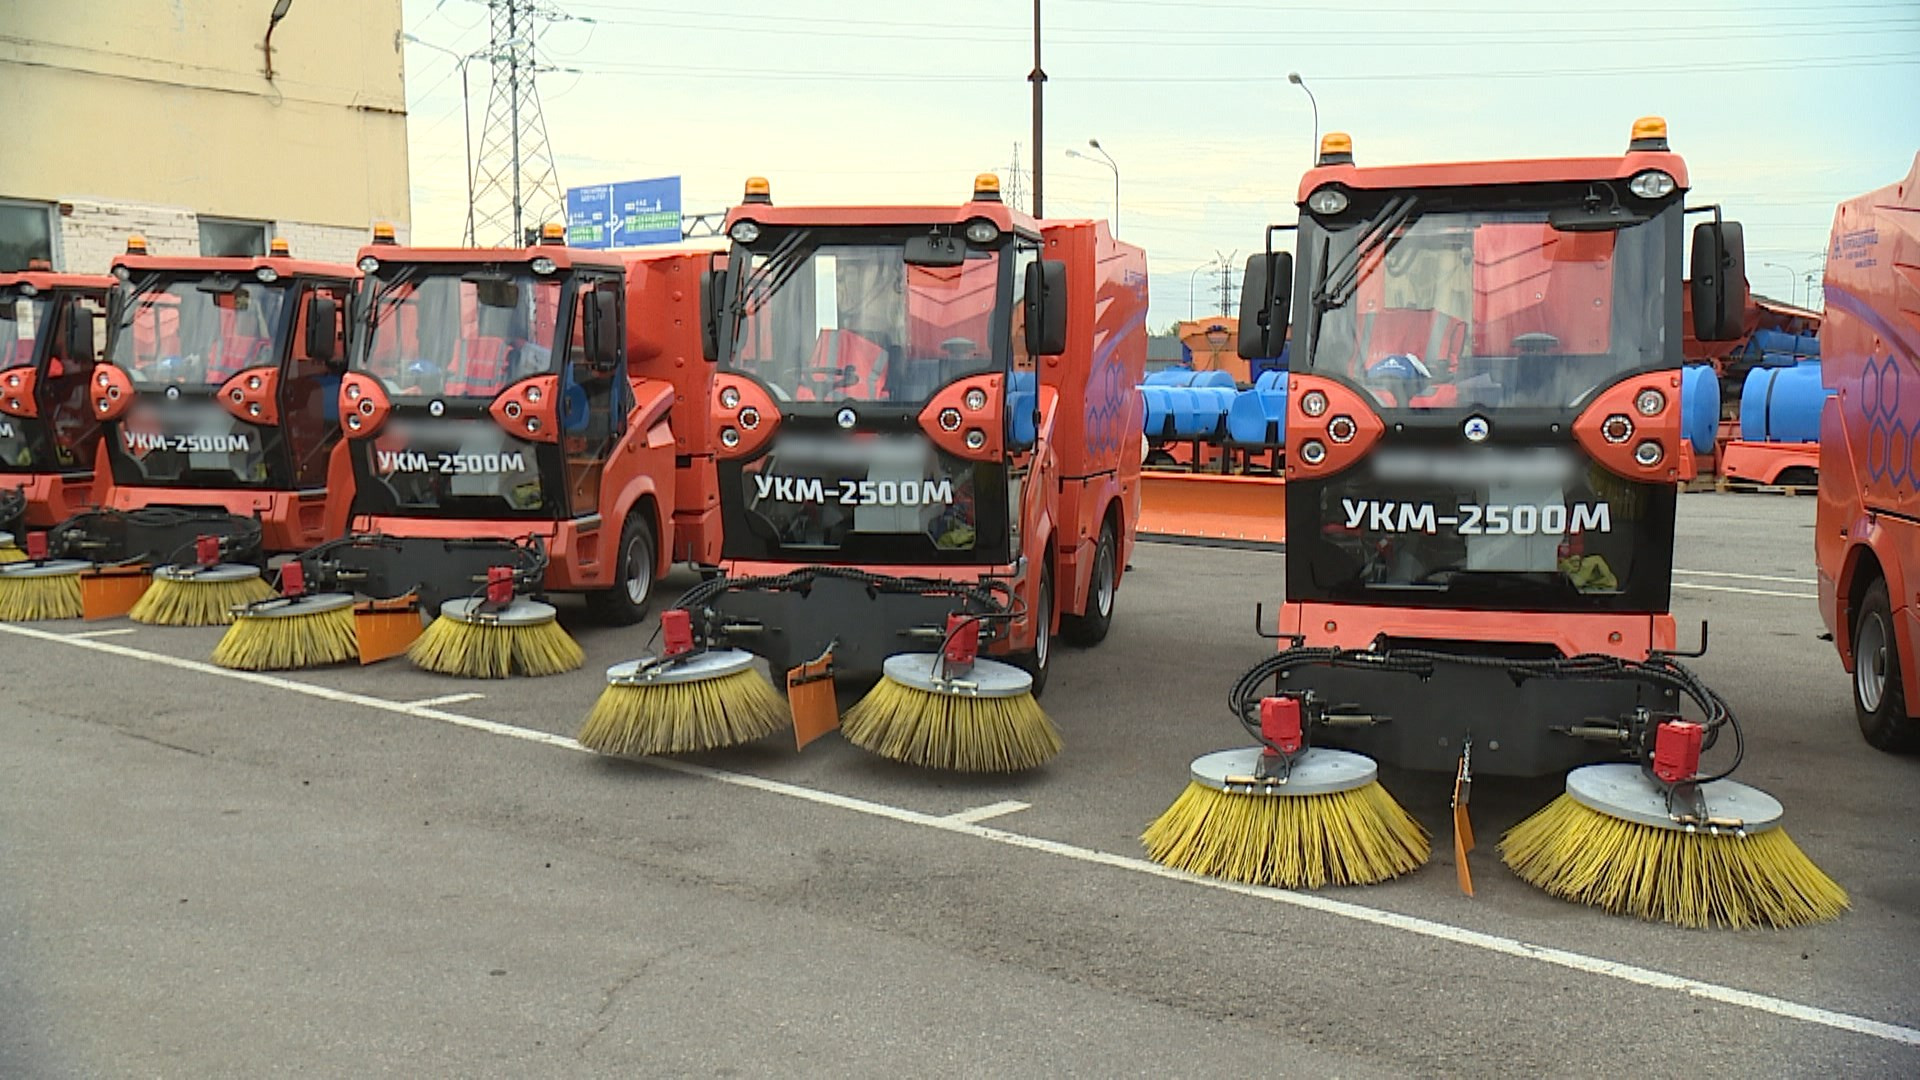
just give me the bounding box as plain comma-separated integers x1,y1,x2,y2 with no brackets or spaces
940,336,980,360
1511,332,1560,355
803,366,860,395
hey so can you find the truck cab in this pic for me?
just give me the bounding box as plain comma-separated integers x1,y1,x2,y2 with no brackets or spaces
699,175,1147,683
0,265,115,526
1240,119,1747,777
94,238,354,552
325,226,715,620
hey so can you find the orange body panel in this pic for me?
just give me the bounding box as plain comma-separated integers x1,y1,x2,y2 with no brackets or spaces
105,481,333,553
1137,472,1286,545
1282,600,1677,661
1816,152,1920,715
1720,440,1818,485
8,471,101,528
1296,151,1689,203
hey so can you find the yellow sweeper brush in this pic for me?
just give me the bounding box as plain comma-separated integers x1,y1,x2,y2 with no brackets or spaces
1144,745,1430,889
409,593,584,679
1501,760,1848,929
842,644,1062,772
0,556,88,621
0,531,23,564
129,562,275,627
577,609,788,755
211,562,358,671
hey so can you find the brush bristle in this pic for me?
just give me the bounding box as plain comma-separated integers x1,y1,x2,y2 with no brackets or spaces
0,543,24,564
1143,780,1430,889
1499,794,1850,929
212,604,359,670
0,570,84,621
579,668,789,755
407,613,585,678
129,574,275,627
841,676,1062,772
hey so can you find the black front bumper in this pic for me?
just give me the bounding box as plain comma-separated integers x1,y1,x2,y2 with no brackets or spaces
697,571,1003,681
298,534,545,614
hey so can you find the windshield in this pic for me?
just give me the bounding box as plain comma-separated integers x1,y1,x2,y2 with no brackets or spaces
726,234,1004,406
357,268,563,399
111,277,290,388
1303,198,1670,411
1,292,52,369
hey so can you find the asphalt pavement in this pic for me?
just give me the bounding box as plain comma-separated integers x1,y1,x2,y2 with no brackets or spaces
2,491,1916,1077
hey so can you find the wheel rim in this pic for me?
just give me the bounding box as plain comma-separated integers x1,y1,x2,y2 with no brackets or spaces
623,534,652,606
1092,534,1116,619
1858,609,1889,713
1035,579,1051,668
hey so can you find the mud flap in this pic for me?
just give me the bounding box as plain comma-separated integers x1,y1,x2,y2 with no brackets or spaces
81,565,152,620
1453,741,1475,897
787,645,839,750
355,597,423,664
1137,472,1286,547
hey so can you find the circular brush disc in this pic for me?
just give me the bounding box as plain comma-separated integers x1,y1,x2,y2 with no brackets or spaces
606,648,758,687
1187,746,1380,798
155,563,263,584
0,558,92,579
879,653,1033,698
239,592,356,620
439,595,557,627
1564,763,1784,836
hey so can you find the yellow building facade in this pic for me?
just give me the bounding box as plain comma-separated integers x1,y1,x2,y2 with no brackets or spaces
0,0,410,270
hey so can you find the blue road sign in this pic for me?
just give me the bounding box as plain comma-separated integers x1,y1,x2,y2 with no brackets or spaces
565,176,681,249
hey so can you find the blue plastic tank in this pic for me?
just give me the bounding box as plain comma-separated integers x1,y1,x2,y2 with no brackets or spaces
1679,364,1719,454
1739,361,1829,443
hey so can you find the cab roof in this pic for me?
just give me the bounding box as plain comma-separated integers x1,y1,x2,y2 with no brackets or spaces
0,270,117,293
722,200,1042,235
112,253,357,280
353,243,627,273
1297,149,1689,203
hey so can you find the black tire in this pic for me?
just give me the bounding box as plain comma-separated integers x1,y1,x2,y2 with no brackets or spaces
586,510,657,626
1061,520,1118,646
1853,578,1920,753
1015,563,1053,698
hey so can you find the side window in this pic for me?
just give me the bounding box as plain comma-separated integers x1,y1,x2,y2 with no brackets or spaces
0,200,56,271
286,282,350,487
1009,243,1039,376
561,278,622,515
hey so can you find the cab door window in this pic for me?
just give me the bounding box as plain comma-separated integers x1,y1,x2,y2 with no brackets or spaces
561,277,625,516
286,281,350,487
45,294,107,466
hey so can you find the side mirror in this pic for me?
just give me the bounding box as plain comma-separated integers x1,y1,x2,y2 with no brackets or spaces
64,306,98,363
305,293,339,367
585,289,621,372
699,268,721,362
1237,252,1294,360
1024,260,1069,357
904,234,967,268
1690,220,1748,342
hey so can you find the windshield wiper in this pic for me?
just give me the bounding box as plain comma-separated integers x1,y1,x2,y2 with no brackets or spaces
1313,195,1419,311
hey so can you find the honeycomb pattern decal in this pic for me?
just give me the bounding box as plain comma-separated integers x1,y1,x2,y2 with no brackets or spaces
1859,352,1913,488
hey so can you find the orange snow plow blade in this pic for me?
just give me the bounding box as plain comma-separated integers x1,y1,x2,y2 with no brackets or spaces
1137,472,1286,547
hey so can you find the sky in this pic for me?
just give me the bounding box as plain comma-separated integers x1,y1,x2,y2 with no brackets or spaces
398,0,1920,330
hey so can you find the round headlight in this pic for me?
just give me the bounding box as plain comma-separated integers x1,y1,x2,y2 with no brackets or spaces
526,385,542,403
738,407,760,430
17,284,37,298
530,256,557,276
1634,440,1664,466
347,414,362,430
964,219,1000,245
1635,388,1666,416
963,388,988,411
720,426,740,448
729,220,761,244
1628,170,1677,199
357,256,380,274
525,416,541,434
719,386,741,410
113,266,132,282
1327,415,1357,444
965,428,987,451
1306,186,1350,215
1602,414,1634,444
1300,440,1327,465
346,382,362,401
1301,390,1329,418
255,267,279,283
939,407,963,432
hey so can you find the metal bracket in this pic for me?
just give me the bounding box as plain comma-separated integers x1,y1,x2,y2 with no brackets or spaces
1656,620,1711,660
1252,602,1300,643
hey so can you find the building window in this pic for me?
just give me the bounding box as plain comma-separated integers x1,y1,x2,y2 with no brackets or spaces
198,217,270,257
0,199,57,271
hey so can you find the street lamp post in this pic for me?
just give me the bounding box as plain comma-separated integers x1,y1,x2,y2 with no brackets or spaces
1762,261,1798,307
1287,71,1319,154
1066,140,1120,234
404,33,485,245
1189,263,1208,320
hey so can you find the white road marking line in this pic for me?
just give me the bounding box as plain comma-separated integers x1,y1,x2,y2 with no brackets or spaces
404,692,486,708
944,800,1031,824
64,628,138,639
1674,568,1818,586
1673,582,1819,601
5,620,1916,1050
